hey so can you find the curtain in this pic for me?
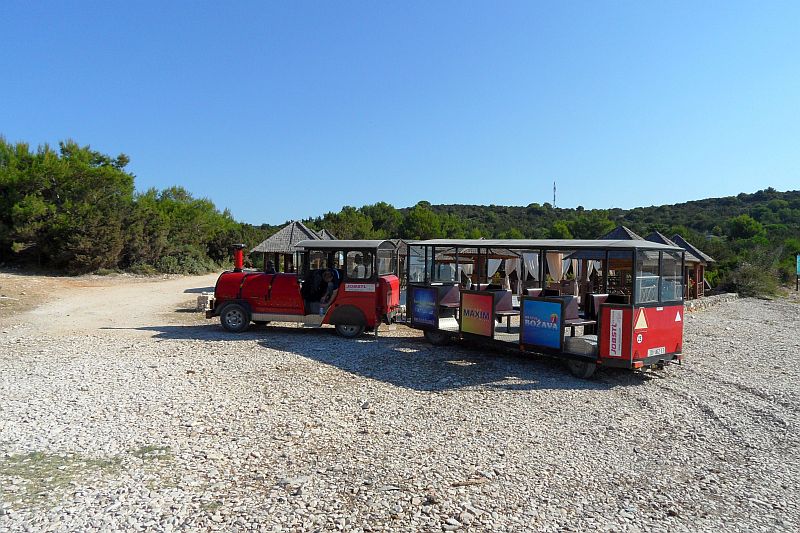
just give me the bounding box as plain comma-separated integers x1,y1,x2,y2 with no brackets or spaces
487,259,502,277
546,252,563,281
561,258,577,279
458,262,474,289
586,260,601,278
522,253,539,280
505,258,519,277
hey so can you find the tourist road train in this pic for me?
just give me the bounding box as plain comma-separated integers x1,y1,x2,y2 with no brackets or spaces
207,238,685,378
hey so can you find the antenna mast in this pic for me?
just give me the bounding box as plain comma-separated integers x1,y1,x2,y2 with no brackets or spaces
553,181,556,207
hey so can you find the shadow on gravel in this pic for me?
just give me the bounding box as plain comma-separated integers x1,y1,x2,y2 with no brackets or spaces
183,286,215,294
120,322,651,392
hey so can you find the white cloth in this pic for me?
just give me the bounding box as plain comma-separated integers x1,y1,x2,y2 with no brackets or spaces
487,259,502,278
546,253,563,281
561,258,577,279
458,262,474,288
522,253,539,281
505,258,519,293
505,258,519,277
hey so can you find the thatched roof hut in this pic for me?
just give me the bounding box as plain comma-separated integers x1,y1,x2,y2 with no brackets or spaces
598,225,644,240
251,221,329,254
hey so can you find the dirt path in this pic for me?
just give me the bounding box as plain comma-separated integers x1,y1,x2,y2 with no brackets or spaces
1,273,798,531
2,272,218,337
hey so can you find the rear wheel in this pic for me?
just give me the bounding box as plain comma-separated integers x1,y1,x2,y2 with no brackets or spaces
566,358,597,379
423,330,451,346
220,303,250,333
335,324,364,338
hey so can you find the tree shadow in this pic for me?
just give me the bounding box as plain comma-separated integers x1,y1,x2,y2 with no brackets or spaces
121,323,652,392
183,286,215,294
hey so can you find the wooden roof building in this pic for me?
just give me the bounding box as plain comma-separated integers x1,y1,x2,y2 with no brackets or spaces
670,234,715,265
598,225,645,240
251,221,336,272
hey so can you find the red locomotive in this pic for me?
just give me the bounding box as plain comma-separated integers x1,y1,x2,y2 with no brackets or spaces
207,240,400,338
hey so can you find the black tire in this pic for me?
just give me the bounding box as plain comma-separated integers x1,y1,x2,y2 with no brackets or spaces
220,303,251,333
423,330,451,346
566,358,597,379
335,324,364,338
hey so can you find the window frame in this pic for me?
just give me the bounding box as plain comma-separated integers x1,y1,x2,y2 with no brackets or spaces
345,250,376,281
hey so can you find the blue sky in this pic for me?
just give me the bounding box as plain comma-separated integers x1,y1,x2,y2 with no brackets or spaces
2,1,798,225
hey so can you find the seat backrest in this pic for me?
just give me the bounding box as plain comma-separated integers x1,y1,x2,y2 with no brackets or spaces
437,284,460,306
562,295,580,320
542,288,560,297
560,279,578,296
525,288,543,297
475,283,491,291
493,290,513,311
589,293,609,319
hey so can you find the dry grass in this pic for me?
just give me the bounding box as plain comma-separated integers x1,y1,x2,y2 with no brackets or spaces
0,452,121,508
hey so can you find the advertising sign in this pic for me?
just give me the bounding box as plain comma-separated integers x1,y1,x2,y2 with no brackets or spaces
410,287,437,328
460,292,494,337
520,299,562,349
345,283,375,292
609,309,624,357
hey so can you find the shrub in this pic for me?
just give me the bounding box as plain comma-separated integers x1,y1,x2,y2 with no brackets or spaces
155,254,218,275
723,262,779,297
129,263,157,275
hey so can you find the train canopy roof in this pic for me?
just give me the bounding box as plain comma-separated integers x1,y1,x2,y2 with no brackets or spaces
295,239,397,250
406,238,683,252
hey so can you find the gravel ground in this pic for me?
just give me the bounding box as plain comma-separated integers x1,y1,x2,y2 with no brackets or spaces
1,277,798,532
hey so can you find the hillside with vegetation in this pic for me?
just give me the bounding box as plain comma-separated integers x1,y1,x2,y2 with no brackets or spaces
303,191,799,294
2,138,798,294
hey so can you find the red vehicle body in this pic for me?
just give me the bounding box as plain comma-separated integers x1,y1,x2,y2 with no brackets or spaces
404,238,686,378
207,240,401,338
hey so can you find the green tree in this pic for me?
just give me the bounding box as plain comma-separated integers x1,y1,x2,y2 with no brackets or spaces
360,202,401,238
568,212,615,239
1,139,134,272
401,202,443,239
321,206,374,239
499,227,524,239
549,221,572,239
727,214,765,239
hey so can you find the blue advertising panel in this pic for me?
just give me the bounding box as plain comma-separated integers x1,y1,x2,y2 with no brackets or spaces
521,299,563,350
410,286,438,328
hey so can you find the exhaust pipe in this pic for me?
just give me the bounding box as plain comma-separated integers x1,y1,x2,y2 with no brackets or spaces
230,244,246,272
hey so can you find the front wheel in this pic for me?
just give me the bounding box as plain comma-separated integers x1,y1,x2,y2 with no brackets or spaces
335,324,364,338
220,303,251,333
566,358,597,379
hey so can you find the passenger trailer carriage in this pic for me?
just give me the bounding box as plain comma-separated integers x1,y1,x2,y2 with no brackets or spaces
207,240,400,338
405,239,686,378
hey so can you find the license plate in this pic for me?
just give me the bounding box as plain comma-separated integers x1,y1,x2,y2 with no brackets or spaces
647,346,666,356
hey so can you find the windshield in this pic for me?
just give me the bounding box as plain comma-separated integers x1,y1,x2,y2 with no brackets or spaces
377,248,396,276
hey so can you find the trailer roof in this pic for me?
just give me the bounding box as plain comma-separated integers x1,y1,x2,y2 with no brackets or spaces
406,238,683,252
295,239,396,250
